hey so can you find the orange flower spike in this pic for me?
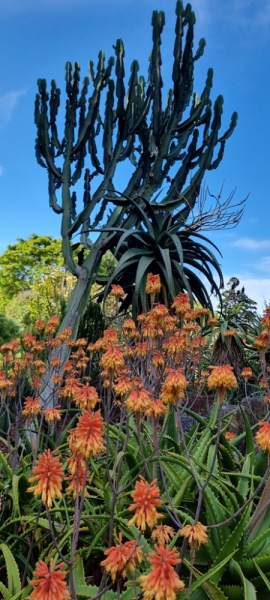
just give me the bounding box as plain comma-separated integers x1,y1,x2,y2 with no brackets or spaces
207,365,237,404
125,384,152,417
151,525,175,545
74,410,105,458
241,367,252,381
256,422,270,453
34,320,45,332
152,351,165,368
50,357,62,369
43,406,61,424
23,333,37,350
261,306,270,329
146,274,161,299
32,360,46,375
208,317,219,328
74,383,100,411
103,328,119,343
136,342,149,357
145,399,167,419
195,307,210,326
27,449,64,508
101,535,143,581
180,522,208,553
140,545,184,600
223,329,237,338
22,397,41,424
0,378,14,401
109,284,125,300
225,431,236,441
62,377,81,401
254,334,269,356
65,458,90,499
114,377,132,399
58,327,73,342
128,477,163,531
160,368,188,405
171,292,191,314
99,344,125,378
29,558,70,600
53,374,63,386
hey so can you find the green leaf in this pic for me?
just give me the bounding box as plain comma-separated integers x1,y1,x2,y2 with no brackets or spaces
0,582,12,600
73,555,86,587
161,461,184,492
0,544,21,596
211,509,251,584
181,552,235,599
237,456,251,500
230,560,256,600
239,407,255,467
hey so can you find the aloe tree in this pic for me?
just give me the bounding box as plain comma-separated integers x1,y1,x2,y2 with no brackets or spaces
35,1,237,340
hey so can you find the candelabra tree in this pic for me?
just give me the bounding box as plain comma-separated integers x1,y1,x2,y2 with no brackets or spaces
35,1,237,340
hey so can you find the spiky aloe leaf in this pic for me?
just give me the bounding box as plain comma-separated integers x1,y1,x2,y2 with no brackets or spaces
0,544,21,596
229,560,256,600
181,553,235,599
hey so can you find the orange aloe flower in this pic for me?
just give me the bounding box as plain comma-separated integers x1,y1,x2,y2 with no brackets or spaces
74,410,105,458
101,534,143,581
57,327,72,342
65,455,90,499
225,431,236,441
74,383,100,410
114,377,132,399
207,365,237,404
241,367,252,381
50,357,62,369
136,342,149,357
146,274,161,298
29,558,70,600
223,329,237,338
123,319,136,336
22,397,41,424
99,344,125,378
256,422,270,453
152,351,165,368
128,477,163,531
194,307,209,326
23,333,36,349
254,334,269,356
180,521,208,550
151,525,175,545
145,399,167,419
208,317,219,328
61,377,81,401
33,360,46,375
160,368,188,405
0,378,14,402
140,545,185,600
53,374,63,386
43,405,61,424
109,284,125,300
34,320,45,331
27,449,64,508
171,292,191,315
261,306,270,329
104,328,119,343
125,381,152,416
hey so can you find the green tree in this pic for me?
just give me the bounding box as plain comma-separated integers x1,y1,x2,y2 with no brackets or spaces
0,234,62,311
35,1,238,338
0,313,20,346
219,277,259,324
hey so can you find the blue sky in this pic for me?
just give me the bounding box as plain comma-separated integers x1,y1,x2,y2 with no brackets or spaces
0,0,270,310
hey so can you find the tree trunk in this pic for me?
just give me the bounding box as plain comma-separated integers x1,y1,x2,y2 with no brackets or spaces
41,268,93,407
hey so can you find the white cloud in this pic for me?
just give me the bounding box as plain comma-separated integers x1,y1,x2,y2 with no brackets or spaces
0,166,3,176
232,238,270,251
0,90,27,124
